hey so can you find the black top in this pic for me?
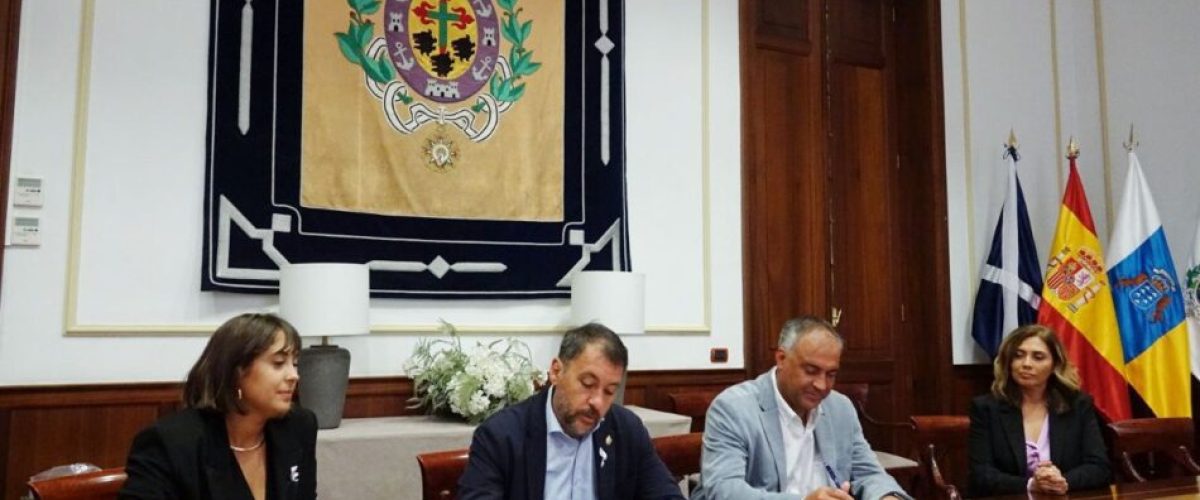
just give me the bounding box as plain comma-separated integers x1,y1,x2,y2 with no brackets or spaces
119,407,317,500
967,393,1110,497
457,388,684,500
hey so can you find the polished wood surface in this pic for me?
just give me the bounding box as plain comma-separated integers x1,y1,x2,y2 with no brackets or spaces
415,448,468,500
27,467,125,500
740,0,948,456
0,0,22,302
910,415,969,500
653,432,703,484
981,475,1200,499
1107,417,1200,483
0,369,743,500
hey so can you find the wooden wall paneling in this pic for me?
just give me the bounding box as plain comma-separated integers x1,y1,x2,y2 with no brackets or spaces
0,0,22,298
827,0,886,68
892,0,955,416
825,0,909,454
4,405,159,500
741,0,828,378
0,409,9,500
755,0,811,54
0,370,745,498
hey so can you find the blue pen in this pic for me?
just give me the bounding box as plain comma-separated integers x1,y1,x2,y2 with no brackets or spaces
824,464,841,488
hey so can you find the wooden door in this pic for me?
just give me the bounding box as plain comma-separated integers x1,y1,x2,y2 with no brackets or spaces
740,0,950,453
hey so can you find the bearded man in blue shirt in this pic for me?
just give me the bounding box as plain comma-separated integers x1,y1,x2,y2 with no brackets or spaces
458,323,684,500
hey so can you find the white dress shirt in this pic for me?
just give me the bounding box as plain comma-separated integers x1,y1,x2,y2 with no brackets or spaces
771,367,831,495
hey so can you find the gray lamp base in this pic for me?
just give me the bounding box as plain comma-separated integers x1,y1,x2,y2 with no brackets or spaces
298,345,351,429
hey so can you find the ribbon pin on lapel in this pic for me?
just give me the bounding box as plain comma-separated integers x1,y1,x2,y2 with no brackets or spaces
599,434,612,468
290,465,299,483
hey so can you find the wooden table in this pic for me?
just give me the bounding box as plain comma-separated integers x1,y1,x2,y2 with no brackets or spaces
980,475,1200,499
316,405,692,500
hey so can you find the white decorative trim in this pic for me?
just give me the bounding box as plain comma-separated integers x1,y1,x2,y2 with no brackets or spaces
215,196,287,280
237,0,253,135
555,220,622,287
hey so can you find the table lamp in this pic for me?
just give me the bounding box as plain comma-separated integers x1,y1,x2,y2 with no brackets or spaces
570,270,645,405
279,262,370,429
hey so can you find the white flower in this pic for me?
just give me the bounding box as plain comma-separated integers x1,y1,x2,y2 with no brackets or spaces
483,374,507,398
467,390,490,415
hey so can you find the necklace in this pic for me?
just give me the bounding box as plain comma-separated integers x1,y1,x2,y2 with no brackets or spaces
229,437,265,453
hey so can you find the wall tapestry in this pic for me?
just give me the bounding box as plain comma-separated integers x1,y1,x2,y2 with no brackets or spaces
202,0,629,298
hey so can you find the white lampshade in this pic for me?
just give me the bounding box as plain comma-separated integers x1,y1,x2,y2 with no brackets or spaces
570,271,645,334
279,263,370,337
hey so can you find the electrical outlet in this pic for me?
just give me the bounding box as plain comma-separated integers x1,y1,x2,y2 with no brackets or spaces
710,347,728,363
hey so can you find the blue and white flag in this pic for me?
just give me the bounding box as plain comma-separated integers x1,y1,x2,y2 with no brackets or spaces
1107,151,1190,417
971,147,1043,358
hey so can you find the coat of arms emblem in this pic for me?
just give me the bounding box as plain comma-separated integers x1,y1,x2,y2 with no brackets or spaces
1115,268,1177,322
1045,246,1105,313
335,0,542,170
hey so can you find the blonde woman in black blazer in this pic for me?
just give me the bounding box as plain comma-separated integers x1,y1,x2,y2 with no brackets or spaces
120,314,317,500
967,324,1109,497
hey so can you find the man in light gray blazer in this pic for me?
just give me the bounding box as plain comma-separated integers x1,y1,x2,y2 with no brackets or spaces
691,317,911,500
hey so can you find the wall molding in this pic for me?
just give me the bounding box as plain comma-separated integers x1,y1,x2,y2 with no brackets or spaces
61,1,717,338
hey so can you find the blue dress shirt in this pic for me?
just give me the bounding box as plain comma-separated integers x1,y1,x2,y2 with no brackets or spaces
544,386,600,500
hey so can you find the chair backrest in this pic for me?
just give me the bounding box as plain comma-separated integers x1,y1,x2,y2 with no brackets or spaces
1107,417,1200,483
27,467,126,500
652,432,702,495
666,391,719,433
653,432,702,481
416,448,470,500
910,415,968,500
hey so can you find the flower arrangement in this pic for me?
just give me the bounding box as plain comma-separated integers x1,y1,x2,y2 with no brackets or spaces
405,321,546,424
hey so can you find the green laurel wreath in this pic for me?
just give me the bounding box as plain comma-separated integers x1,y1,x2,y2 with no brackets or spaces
1187,266,1200,290
475,0,543,111
335,0,412,104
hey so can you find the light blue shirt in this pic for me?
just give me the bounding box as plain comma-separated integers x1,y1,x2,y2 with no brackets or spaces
544,386,599,500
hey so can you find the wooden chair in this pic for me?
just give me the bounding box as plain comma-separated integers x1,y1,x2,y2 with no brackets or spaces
839,383,920,491
652,431,703,493
910,415,969,500
416,448,470,500
27,467,126,500
1107,417,1200,483
666,390,720,433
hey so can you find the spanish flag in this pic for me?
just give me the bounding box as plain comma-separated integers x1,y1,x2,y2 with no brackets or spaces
1107,151,1190,418
1037,152,1131,422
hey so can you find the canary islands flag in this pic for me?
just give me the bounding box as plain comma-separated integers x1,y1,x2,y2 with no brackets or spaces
1037,155,1130,422
1107,151,1190,417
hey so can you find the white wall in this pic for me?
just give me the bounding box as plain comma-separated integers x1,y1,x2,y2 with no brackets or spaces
944,0,1200,364
0,0,744,384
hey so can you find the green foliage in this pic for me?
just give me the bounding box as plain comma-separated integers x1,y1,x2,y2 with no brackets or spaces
335,0,407,103
490,1,541,105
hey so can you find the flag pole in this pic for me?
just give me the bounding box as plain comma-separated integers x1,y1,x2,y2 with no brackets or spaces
1005,128,1020,160
1123,123,1139,152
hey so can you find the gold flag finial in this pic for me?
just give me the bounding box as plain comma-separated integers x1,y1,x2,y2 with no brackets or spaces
1123,123,1139,152
831,307,843,328
1006,128,1019,149
1067,136,1080,160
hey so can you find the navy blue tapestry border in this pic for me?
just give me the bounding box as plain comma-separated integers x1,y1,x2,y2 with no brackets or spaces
201,0,629,298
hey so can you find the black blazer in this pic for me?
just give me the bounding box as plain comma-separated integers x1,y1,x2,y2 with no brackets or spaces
967,393,1109,497
119,407,317,500
457,388,684,500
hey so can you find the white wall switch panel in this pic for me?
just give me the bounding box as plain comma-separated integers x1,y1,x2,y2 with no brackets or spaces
13,176,44,207
11,215,41,246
